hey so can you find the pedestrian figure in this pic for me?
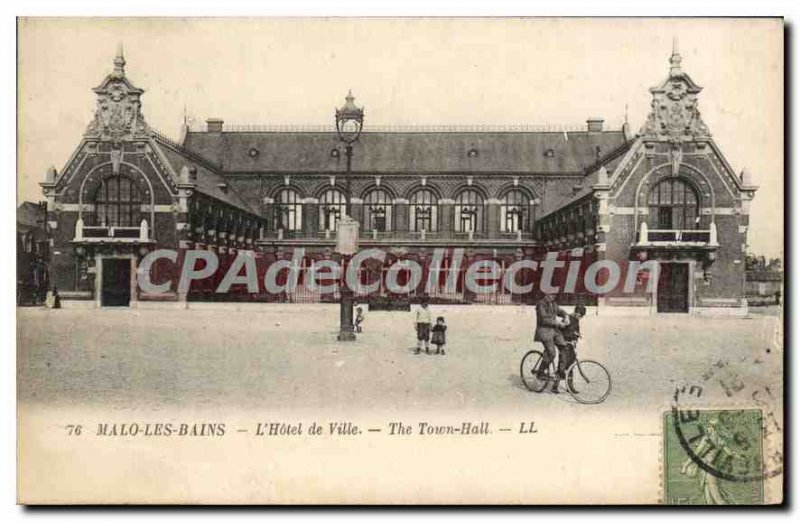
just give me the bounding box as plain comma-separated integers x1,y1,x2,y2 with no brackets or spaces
431,316,447,355
45,285,61,309
413,301,432,354
354,306,364,333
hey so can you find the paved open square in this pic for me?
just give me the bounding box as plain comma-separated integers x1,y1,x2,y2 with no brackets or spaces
18,305,783,414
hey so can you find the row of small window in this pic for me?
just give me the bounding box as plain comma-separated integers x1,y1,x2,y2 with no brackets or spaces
269,188,534,233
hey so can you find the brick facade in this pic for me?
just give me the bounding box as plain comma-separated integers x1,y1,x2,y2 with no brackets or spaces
42,46,757,314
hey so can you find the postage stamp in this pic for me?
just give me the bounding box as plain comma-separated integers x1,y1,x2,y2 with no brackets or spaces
663,410,764,505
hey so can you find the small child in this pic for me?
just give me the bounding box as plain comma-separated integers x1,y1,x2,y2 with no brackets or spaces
430,316,447,355
556,304,586,377
354,306,364,333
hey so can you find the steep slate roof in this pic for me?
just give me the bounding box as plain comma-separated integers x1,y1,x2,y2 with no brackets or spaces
537,138,637,219
182,130,628,174
150,134,258,215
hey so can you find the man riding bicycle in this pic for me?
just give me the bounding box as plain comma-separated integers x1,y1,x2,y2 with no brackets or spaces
534,295,584,393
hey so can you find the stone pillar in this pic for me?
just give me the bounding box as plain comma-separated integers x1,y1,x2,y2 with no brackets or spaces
129,257,138,304
486,200,500,239
350,200,364,229
439,200,454,237
303,200,318,238
262,197,275,234
394,200,409,233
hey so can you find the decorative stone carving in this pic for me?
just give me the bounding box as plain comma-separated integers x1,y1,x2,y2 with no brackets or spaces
640,42,710,143
110,145,123,174
85,44,149,143
670,143,683,176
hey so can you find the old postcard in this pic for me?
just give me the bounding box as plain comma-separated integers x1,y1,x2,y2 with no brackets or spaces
16,17,784,504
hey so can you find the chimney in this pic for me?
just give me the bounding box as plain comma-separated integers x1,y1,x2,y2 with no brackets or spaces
45,165,57,183
180,165,198,185
740,168,752,185
586,118,604,132
206,118,224,133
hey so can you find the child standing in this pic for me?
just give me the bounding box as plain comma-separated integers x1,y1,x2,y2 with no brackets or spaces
354,306,365,333
431,316,447,355
413,301,432,354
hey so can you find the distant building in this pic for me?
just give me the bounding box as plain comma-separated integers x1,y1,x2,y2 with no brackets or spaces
41,44,758,314
17,202,49,305
745,269,783,304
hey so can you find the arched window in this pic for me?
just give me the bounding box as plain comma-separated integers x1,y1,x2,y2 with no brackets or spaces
454,189,484,233
409,189,438,232
648,178,699,230
273,189,303,231
500,189,530,233
363,189,392,232
92,175,142,227
318,189,347,232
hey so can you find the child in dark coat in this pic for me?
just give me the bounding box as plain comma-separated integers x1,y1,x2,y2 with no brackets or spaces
557,304,586,377
431,316,447,355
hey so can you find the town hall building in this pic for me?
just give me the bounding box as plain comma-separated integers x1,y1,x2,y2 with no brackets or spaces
40,44,758,314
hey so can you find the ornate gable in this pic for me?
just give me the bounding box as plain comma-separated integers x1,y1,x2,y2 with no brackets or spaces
84,44,149,142
641,42,710,143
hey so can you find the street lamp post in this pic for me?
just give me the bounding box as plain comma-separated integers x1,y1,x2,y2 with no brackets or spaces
334,91,364,342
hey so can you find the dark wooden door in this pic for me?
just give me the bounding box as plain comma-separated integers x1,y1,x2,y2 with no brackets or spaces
657,262,689,313
101,258,131,307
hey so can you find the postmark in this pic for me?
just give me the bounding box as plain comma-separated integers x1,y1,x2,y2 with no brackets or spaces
663,358,784,505
662,344,784,504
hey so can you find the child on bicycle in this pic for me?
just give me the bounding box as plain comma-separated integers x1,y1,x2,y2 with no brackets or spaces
556,304,586,380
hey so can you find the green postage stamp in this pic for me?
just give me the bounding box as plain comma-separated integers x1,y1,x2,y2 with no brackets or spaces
663,409,765,505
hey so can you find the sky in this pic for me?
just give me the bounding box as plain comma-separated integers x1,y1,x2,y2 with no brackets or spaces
17,17,783,257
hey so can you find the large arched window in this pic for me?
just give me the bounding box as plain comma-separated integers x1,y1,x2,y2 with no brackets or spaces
648,178,699,230
273,188,303,231
454,189,484,233
92,175,142,227
363,189,392,232
318,189,347,232
409,189,438,232
500,189,530,233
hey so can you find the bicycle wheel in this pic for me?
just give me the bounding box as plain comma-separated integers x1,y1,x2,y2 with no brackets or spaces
520,350,550,393
566,359,612,404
